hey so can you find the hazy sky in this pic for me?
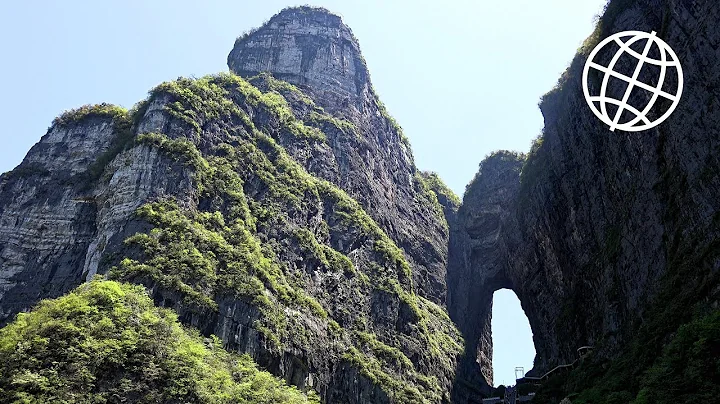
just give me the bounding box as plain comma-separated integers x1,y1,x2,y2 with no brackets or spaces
0,0,607,386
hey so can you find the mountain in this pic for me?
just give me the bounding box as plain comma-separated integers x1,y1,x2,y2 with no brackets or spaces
0,6,462,404
1,1,719,403
448,0,720,402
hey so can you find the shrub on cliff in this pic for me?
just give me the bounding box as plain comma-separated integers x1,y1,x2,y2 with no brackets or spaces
0,279,318,403
632,310,720,404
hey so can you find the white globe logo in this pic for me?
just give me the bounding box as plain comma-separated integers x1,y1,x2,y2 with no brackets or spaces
582,30,683,132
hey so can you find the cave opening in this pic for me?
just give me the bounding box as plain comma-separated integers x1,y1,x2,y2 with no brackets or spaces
491,288,535,387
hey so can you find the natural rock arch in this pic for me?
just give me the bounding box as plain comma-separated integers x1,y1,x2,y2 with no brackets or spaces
446,151,545,401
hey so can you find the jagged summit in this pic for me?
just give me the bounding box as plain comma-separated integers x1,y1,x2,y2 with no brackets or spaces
227,6,371,111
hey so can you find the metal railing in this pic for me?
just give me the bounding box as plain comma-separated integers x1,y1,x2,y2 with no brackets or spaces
516,346,594,385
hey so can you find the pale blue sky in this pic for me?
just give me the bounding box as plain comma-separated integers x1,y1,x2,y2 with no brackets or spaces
0,0,606,386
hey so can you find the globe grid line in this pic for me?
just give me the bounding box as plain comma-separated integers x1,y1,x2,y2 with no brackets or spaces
611,37,678,67
596,33,646,130
586,62,678,101
588,97,652,125
582,30,684,132
623,33,671,129
611,31,657,130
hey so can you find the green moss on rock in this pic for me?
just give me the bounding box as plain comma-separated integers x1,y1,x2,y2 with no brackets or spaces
101,73,462,402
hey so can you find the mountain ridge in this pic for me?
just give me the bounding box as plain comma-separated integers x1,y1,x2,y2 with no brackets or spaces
0,8,464,400
1,2,719,403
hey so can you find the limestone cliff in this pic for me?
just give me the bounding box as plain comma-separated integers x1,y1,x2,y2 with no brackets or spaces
2,1,720,403
446,151,525,399
0,7,461,404
228,7,450,304
448,0,720,401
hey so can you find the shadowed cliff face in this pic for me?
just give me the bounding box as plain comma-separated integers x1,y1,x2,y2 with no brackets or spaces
446,152,526,401
449,0,720,400
0,116,117,319
447,152,523,389
0,107,197,323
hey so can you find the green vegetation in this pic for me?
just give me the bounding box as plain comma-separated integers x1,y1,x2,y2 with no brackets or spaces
343,346,431,403
518,133,545,202
110,193,328,350
83,108,134,184
632,310,720,403
232,6,336,47
52,103,128,128
12,71,462,404
355,332,414,371
341,297,464,404
249,72,317,108
417,296,465,375
249,73,360,143
538,0,645,110
137,133,208,171
150,73,326,143
307,110,357,137
465,151,525,201
99,72,463,402
373,93,411,147
294,228,355,275
534,219,720,403
418,171,461,210
0,279,318,403
150,76,247,138
536,309,720,404
414,172,457,229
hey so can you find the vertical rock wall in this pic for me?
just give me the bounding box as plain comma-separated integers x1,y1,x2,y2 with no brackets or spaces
228,7,451,304
448,1,720,400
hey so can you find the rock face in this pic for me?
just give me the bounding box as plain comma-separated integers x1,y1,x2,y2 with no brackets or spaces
2,1,720,403
228,7,368,114
0,7,461,404
0,120,108,320
229,7,451,305
0,106,196,325
446,151,524,399
0,112,127,320
448,0,720,400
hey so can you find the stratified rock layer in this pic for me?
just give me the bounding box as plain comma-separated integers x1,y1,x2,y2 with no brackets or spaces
228,8,369,113
446,152,524,399
0,7,462,404
229,7,451,305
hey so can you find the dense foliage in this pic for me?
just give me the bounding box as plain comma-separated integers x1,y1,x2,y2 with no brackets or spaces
534,309,720,404
418,171,461,210
0,279,319,404
51,103,129,129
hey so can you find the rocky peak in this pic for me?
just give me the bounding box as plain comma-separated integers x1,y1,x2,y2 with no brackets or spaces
229,6,453,305
227,6,370,113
